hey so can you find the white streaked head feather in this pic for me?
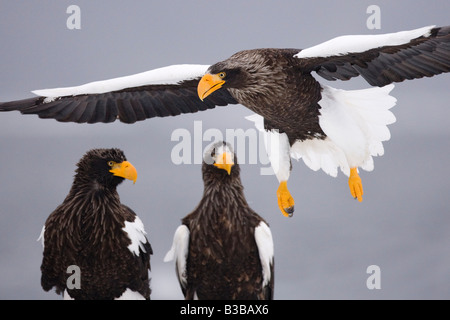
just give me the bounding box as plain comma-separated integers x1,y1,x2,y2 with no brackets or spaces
164,225,190,288
213,143,234,160
254,221,274,287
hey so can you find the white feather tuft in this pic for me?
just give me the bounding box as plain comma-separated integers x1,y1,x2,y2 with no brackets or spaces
116,288,146,300
291,137,349,177
123,216,148,256
292,84,396,176
37,225,45,248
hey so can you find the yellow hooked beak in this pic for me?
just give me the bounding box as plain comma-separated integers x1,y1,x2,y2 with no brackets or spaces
214,151,234,175
109,161,137,184
197,73,225,101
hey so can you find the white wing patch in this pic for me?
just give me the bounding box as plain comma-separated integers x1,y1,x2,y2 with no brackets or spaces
164,225,190,288
32,64,210,98
37,225,45,248
123,216,148,256
254,221,274,287
295,25,434,59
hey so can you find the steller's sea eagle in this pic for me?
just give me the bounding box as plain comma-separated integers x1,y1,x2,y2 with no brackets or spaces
164,141,274,299
38,148,152,299
1,25,449,217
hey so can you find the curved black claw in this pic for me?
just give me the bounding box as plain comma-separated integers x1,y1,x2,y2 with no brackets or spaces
284,206,294,218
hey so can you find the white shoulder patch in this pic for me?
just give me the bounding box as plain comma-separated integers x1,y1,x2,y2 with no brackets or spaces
123,216,148,256
164,225,190,288
37,225,45,248
295,25,434,59
32,64,210,98
254,221,274,287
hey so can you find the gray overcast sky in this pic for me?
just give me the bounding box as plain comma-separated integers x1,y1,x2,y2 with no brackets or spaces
0,1,449,299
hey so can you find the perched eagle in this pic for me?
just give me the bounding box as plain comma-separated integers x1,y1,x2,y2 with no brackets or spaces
1,25,449,217
164,141,274,300
38,148,152,300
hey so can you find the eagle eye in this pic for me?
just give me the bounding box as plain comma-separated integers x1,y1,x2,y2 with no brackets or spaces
218,72,226,79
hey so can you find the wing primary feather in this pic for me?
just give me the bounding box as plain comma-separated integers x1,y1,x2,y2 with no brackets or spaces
129,99,147,121
87,98,106,123
117,98,137,124
138,92,158,118
66,100,88,122
77,100,96,123
104,96,119,122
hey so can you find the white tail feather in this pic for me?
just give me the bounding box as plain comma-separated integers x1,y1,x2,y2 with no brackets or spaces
293,84,396,176
246,84,396,177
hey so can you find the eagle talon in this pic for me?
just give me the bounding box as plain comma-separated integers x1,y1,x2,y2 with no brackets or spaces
277,181,295,217
349,168,363,202
284,206,294,217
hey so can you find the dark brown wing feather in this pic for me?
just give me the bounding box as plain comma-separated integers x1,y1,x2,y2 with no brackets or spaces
0,78,237,124
303,26,450,86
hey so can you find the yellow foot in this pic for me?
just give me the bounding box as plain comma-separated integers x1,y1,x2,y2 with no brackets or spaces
348,168,363,202
277,181,295,217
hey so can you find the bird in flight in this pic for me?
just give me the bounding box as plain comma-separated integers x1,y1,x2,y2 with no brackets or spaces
1,25,449,217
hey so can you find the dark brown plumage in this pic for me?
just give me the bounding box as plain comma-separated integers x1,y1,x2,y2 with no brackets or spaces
39,148,152,300
164,141,274,300
207,48,326,141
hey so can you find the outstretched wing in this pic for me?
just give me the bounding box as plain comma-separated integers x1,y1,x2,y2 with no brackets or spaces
298,25,450,86
0,64,238,123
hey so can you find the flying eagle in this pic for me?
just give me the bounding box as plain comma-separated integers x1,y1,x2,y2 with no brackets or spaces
164,141,274,300
1,25,449,217
38,148,152,300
